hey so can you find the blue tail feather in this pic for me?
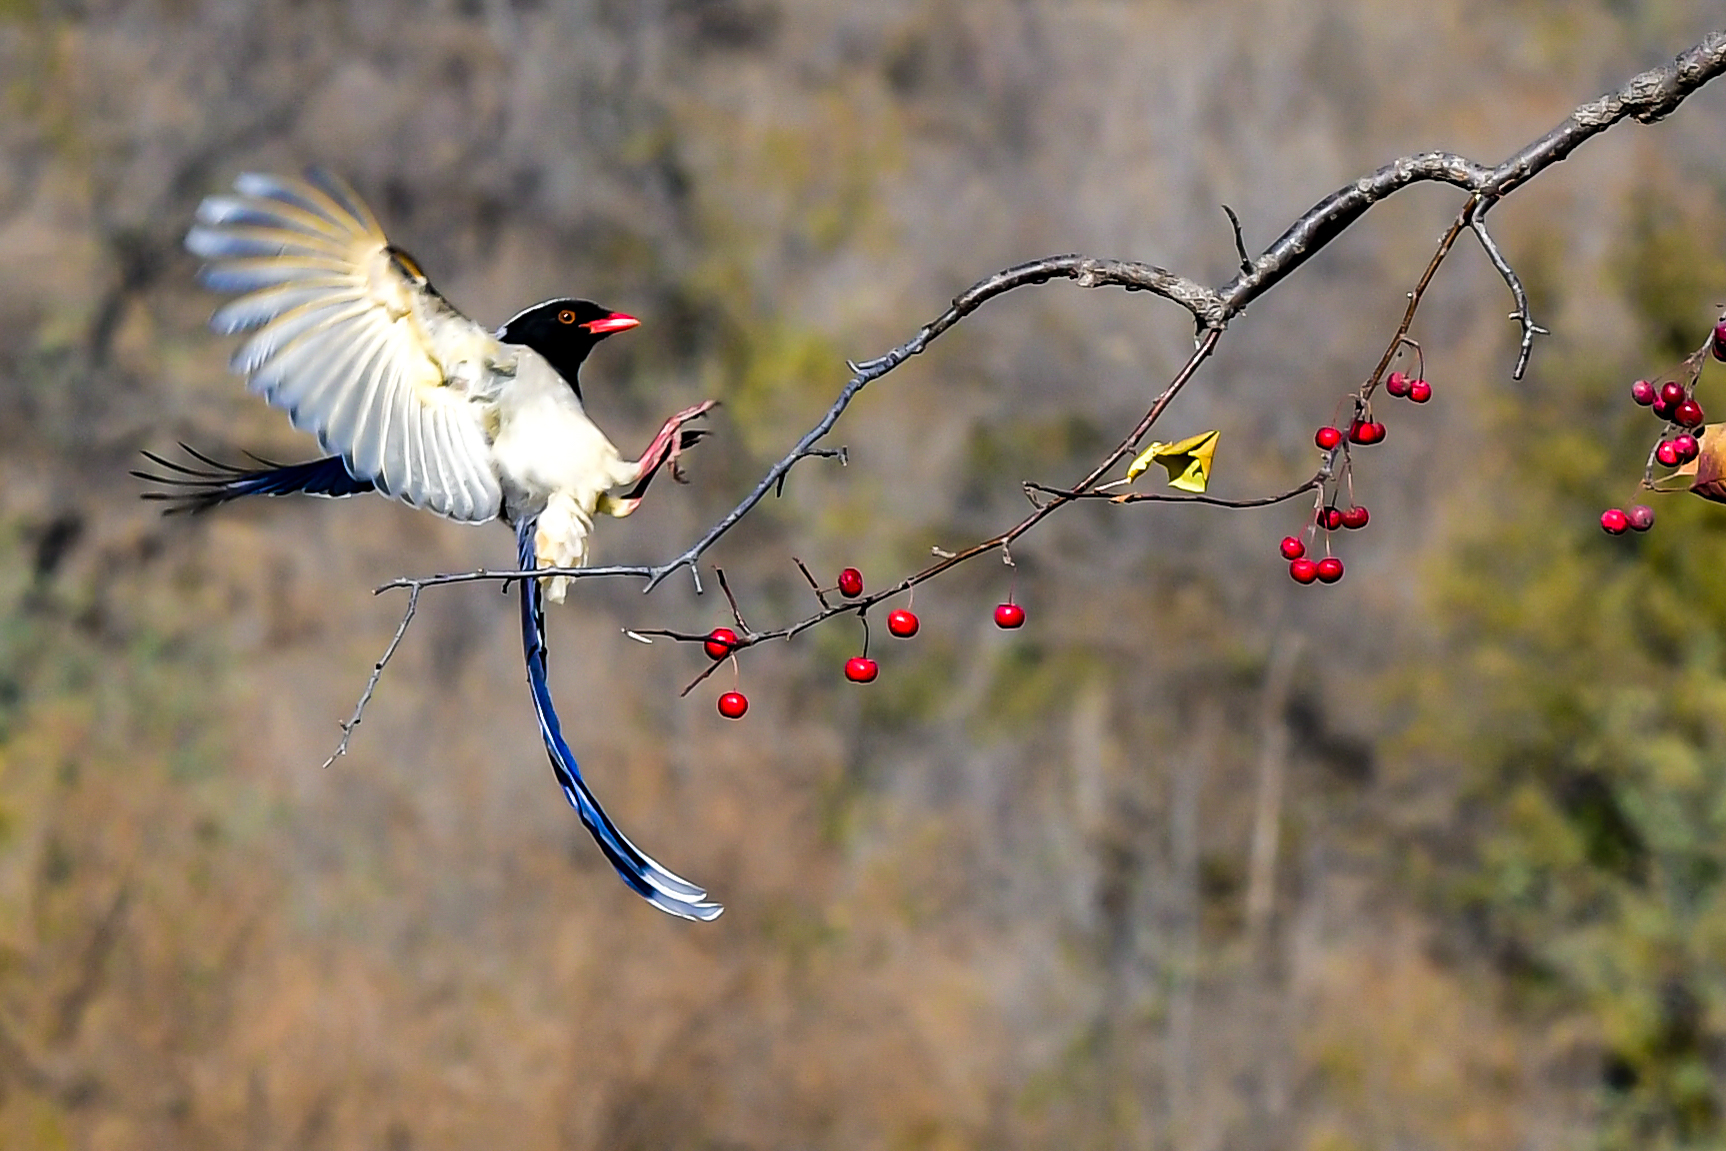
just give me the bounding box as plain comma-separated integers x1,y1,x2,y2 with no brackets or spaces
134,446,374,514
516,519,723,921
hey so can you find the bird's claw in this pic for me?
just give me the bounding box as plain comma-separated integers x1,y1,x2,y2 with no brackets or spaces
616,400,719,507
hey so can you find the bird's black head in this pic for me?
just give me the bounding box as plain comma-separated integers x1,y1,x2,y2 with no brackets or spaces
497,299,639,397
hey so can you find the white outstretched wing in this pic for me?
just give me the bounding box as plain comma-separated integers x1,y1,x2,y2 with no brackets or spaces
186,171,503,523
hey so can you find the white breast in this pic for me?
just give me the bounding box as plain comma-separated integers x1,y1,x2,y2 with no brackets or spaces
490,351,640,601
492,354,630,510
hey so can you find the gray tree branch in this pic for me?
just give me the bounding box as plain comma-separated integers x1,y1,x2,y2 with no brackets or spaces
330,28,1726,766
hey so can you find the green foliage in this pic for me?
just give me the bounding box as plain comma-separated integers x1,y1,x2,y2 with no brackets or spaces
1426,216,1726,1148
1618,197,1726,363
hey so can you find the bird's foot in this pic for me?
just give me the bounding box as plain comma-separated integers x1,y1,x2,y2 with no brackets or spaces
611,401,717,514
653,400,718,484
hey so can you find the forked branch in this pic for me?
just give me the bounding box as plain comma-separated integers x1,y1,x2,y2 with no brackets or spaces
327,29,1726,765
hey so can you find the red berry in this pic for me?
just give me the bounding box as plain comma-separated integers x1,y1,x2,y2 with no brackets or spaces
1407,380,1432,404
1653,398,1676,420
837,567,864,598
1341,505,1370,530
1661,381,1687,406
1289,558,1319,584
1601,509,1629,535
1317,507,1345,531
994,602,1026,629
1279,536,1307,560
1657,440,1682,467
1315,426,1343,450
704,627,739,660
1315,557,1344,583
1631,379,1657,406
1350,420,1386,445
887,609,920,638
1675,433,1700,462
717,691,749,719
1385,371,1410,397
1713,321,1726,363
844,656,878,683
1676,398,1706,428
1627,505,1656,532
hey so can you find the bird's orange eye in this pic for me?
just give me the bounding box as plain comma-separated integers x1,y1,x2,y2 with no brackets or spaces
557,309,576,325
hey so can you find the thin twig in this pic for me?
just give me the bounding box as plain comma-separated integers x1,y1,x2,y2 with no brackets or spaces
635,256,1225,594
322,584,420,770
678,662,725,697
792,557,834,610
1027,474,1324,508
331,31,1726,750
1467,197,1549,379
1217,30,1726,318
777,446,845,496
715,568,750,631
1222,205,1252,275
1363,199,1479,396
384,31,1726,605
384,33,1726,606
626,331,1224,661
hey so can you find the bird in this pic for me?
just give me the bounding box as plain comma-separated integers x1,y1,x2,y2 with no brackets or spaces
139,170,723,920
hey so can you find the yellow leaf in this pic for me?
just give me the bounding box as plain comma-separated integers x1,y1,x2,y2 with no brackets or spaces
1125,430,1219,493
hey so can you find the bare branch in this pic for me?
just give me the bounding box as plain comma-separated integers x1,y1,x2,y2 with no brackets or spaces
637,255,1223,594
1359,200,1477,396
321,584,421,770
1222,205,1252,275
376,564,651,595
623,330,1225,661
792,557,835,611
1466,198,1548,380
1027,475,1324,509
1218,31,1726,317
391,33,1726,605
714,568,750,632
334,29,1726,757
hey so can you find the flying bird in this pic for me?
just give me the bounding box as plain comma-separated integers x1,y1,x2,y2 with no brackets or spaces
140,170,722,920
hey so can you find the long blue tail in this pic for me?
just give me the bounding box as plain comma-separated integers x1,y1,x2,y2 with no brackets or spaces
516,519,722,921
134,445,374,514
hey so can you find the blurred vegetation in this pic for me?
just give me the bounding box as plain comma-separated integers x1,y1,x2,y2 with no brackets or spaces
0,2,1723,1149
1421,195,1726,1150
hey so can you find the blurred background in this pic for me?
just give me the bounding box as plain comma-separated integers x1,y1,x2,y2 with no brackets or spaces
2,2,1725,1148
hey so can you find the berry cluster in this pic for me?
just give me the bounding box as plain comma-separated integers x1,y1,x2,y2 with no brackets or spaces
1606,333,1719,534
1287,371,1435,584
707,566,1028,719
1631,378,1706,432
1383,370,1432,404
1600,506,1655,535
1281,532,1347,584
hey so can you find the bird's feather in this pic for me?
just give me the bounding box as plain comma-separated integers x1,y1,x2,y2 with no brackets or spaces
131,447,375,513
186,170,503,523
516,518,723,921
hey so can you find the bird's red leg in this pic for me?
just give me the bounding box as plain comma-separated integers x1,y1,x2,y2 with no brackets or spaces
608,401,717,516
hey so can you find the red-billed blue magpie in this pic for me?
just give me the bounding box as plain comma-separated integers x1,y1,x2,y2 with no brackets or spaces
140,171,721,920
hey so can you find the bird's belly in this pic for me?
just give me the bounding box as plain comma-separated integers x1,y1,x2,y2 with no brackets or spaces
491,393,633,602
492,397,630,515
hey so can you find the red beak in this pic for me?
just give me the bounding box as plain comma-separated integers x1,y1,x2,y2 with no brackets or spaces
581,311,640,335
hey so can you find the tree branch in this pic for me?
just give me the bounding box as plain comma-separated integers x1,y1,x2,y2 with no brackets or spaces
1217,29,1726,317
1467,197,1548,380
321,584,421,770
330,29,1726,755
1028,475,1324,509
